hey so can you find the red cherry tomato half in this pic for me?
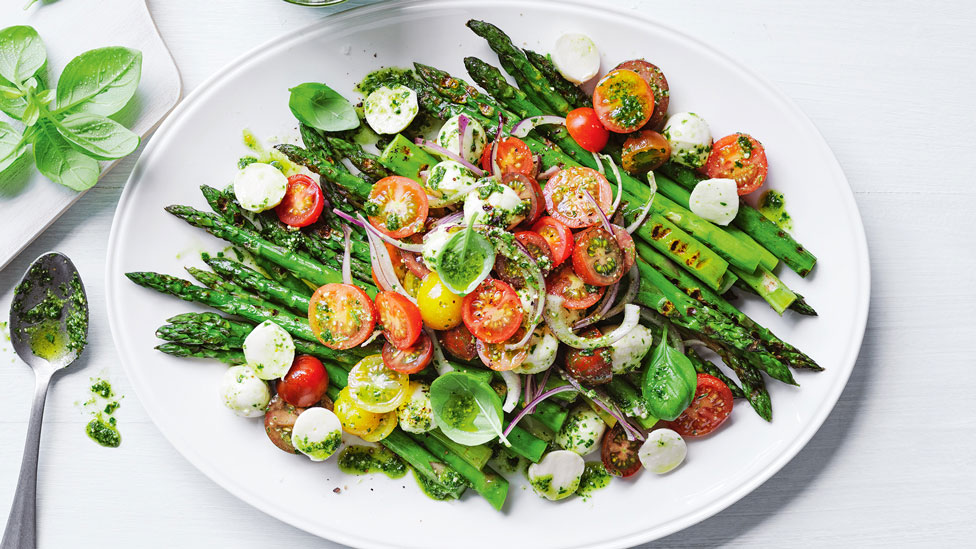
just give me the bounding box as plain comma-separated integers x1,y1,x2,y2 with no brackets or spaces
547,265,605,310
703,133,769,195
308,283,377,350
462,278,524,344
382,331,433,374
531,216,574,266
592,69,655,133
612,225,636,271
612,59,670,130
543,166,613,229
495,230,557,288
601,423,642,477
438,323,479,362
276,355,329,408
365,176,429,239
669,373,734,437
480,136,535,177
375,291,423,350
572,227,626,287
565,328,613,385
476,328,529,372
276,174,325,228
566,107,610,152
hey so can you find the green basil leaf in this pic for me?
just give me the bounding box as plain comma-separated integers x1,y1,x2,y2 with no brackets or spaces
641,326,698,421
435,227,494,295
430,371,506,446
54,113,139,160
0,25,46,84
288,82,359,132
55,47,141,116
0,121,28,174
33,123,99,191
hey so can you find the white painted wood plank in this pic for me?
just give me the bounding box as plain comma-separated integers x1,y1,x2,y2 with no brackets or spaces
0,0,974,547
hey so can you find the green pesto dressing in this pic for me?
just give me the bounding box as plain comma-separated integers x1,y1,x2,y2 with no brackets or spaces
13,267,87,361
337,445,407,479
759,190,793,231
239,130,305,176
576,461,612,499
411,468,457,501
356,67,415,96
83,377,122,448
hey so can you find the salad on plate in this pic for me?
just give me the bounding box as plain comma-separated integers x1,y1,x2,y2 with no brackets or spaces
126,19,820,510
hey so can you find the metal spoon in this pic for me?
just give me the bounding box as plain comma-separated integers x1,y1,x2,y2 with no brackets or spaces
1,253,89,549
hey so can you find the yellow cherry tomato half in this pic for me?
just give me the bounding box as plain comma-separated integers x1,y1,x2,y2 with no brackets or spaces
417,271,464,330
346,355,410,413
334,387,398,442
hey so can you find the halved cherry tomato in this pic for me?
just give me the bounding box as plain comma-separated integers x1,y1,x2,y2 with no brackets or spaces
621,130,670,174
543,166,612,229
382,331,433,374
308,283,377,350
572,227,625,287
565,328,613,385
612,225,636,271
601,423,642,477
375,291,423,349
566,107,610,152
613,59,670,130
502,172,544,226
276,174,324,228
476,328,528,371
592,69,655,133
703,133,768,195
417,272,463,330
365,175,429,238
462,278,524,343
547,265,605,309
438,323,478,362
494,231,556,288
669,373,734,437
264,395,303,453
480,136,535,176
531,216,574,266
399,235,430,278
276,355,329,408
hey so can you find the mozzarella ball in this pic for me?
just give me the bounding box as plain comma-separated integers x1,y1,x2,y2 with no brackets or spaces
528,450,585,501
555,404,607,456
610,324,655,374
689,178,739,226
638,428,687,474
551,33,600,84
243,320,295,380
234,162,288,212
364,85,419,134
396,381,435,434
663,112,712,169
436,114,487,164
291,407,343,461
219,365,271,418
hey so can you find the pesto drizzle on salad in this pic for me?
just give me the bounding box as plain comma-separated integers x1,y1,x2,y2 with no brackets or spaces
338,445,408,479
759,190,793,231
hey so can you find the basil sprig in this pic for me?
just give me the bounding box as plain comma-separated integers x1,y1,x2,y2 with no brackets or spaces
641,325,698,421
0,25,142,190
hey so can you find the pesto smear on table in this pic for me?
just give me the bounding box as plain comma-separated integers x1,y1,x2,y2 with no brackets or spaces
83,377,123,448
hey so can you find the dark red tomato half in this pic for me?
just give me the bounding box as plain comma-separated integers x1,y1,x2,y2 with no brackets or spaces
276,174,324,228
438,323,478,362
613,59,670,130
703,133,769,195
277,355,329,408
669,373,734,437
566,107,610,152
565,328,613,385
382,331,433,374
601,423,642,477
572,227,626,287
547,265,605,310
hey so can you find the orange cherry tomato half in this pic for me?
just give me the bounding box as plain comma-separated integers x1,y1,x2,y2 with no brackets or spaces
612,59,670,130
703,133,769,195
531,216,574,266
566,107,610,152
365,176,429,238
461,279,524,344
276,174,325,228
308,283,377,350
276,355,329,408
542,166,613,229
375,291,423,350
572,226,626,287
480,136,535,177
668,373,734,437
547,265,605,310
592,69,655,133
382,331,433,374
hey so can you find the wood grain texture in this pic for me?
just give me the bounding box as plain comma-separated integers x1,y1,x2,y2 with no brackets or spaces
0,0,974,547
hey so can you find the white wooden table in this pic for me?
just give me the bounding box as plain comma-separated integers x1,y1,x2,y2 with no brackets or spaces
1,1,974,547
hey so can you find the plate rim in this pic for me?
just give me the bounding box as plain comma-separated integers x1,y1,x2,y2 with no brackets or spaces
105,1,871,547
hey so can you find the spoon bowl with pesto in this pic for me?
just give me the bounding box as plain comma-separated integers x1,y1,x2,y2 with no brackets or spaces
2,252,88,549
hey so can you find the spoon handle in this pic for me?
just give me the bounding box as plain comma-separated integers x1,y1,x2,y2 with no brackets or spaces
1,372,52,549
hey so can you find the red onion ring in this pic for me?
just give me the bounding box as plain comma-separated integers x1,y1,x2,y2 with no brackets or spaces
560,372,644,441
511,115,566,138
578,265,640,329
625,172,657,234
584,189,614,234
414,138,485,177
573,278,620,330
333,209,425,253
457,114,469,161
502,385,577,438
601,154,623,217
537,165,560,181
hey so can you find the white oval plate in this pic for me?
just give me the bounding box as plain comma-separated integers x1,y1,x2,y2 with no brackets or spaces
105,1,870,547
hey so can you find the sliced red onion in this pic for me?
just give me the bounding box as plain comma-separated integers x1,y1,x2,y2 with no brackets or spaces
502,240,546,350
560,372,644,441
341,223,353,285
511,115,566,138
457,114,469,162
584,265,640,328
414,138,485,177
600,154,623,217
625,171,657,234
502,385,577,438
682,338,709,349
544,295,640,349
527,368,552,414
358,213,417,303
334,209,425,253
490,115,504,179
500,370,520,413
523,374,534,407
537,165,561,181
419,169,430,182
424,327,455,376
573,278,620,330
584,189,613,234
360,329,383,347
592,151,605,175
